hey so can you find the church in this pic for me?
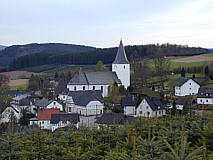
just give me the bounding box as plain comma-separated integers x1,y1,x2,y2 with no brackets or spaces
67,39,130,97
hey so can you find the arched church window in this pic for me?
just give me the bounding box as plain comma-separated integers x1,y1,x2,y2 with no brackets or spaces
93,86,95,90
101,86,103,93
83,86,85,90
74,86,76,91
124,66,125,69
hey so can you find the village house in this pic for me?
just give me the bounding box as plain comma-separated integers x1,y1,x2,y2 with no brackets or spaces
29,108,60,130
95,113,135,127
10,94,36,115
66,40,130,97
176,98,192,110
175,77,200,96
35,98,63,112
121,95,138,116
65,90,104,116
136,97,166,117
50,113,80,131
0,106,20,123
197,87,213,105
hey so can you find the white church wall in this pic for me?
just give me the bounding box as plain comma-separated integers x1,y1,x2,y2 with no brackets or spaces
112,64,130,89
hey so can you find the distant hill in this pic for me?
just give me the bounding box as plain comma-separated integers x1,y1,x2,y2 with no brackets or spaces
0,43,95,67
8,43,209,71
0,45,7,51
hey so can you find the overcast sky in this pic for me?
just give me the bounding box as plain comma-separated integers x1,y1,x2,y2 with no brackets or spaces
0,0,213,48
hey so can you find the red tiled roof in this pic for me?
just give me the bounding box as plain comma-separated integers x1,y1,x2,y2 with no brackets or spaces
37,108,60,120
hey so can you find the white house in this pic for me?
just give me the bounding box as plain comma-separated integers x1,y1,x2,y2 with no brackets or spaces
121,95,138,116
35,99,63,111
176,98,192,110
175,77,200,96
136,97,166,117
30,108,60,130
66,39,130,97
10,94,36,115
50,113,80,131
197,88,213,105
0,106,20,123
65,90,104,116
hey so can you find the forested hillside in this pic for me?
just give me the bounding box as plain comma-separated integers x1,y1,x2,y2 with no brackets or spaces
0,45,7,51
0,43,95,67
9,43,208,70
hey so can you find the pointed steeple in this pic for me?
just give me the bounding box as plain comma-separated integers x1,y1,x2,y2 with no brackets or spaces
112,39,129,64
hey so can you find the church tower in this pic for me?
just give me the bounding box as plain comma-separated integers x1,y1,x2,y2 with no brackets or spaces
112,39,130,89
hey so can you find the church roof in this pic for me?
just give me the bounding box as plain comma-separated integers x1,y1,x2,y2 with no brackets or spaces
112,40,129,64
68,71,121,85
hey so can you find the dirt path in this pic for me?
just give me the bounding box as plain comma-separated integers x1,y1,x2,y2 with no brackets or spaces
171,55,213,62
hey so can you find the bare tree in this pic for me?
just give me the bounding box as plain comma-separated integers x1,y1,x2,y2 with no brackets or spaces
153,49,170,91
0,74,9,89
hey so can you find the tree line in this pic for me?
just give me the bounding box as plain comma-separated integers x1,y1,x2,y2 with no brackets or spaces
9,44,208,70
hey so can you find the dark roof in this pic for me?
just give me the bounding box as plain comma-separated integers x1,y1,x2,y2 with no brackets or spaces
121,95,138,106
75,95,98,106
145,97,165,111
112,40,129,64
61,88,69,95
68,71,121,85
53,124,77,134
95,113,127,125
5,90,27,97
177,98,192,105
197,87,213,98
50,113,80,124
176,77,200,87
69,90,104,105
19,97,35,106
35,99,54,107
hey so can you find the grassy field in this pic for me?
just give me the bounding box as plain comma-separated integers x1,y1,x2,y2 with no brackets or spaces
10,83,28,90
149,58,213,68
203,53,213,57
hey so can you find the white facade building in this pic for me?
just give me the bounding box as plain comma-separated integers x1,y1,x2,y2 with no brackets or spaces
136,97,166,118
175,77,200,96
121,95,138,116
0,106,20,123
35,99,63,111
66,39,130,97
65,90,104,116
197,88,213,105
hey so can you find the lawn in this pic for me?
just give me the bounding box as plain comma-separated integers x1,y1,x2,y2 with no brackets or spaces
202,53,213,57
10,83,28,90
149,59,213,68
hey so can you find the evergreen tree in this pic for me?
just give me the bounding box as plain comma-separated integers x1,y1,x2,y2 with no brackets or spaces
181,67,186,77
204,65,209,77
182,100,189,115
54,72,58,79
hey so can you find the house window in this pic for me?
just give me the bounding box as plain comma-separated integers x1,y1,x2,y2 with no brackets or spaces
63,96,65,98
189,83,191,85
139,111,142,114
200,99,202,102
189,88,191,90
83,86,85,90
140,106,142,109
74,86,76,91
69,107,71,112
53,102,56,105
93,86,95,90
146,106,149,109
206,100,208,102
156,112,157,115
124,66,125,69
101,86,103,93
42,121,44,124
159,111,161,114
